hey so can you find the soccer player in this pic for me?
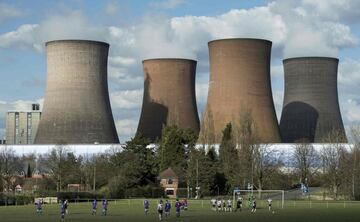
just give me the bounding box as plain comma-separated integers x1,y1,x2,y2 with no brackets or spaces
35,199,43,215
227,198,232,212
64,199,69,215
251,199,257,213
60,200,66,221
91,199,97,216
157,200,164,221
216,198,222,212
164,200,171,218
235,196,243,212
267,198,272,211
183,199,188,211
175,199,181,218
144,199,150,215
102,199,108,216
222,198,226,212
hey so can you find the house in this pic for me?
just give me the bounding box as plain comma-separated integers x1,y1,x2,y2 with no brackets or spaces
159,167,179,198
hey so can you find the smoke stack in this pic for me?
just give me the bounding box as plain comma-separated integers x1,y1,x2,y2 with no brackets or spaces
35,40,119,144
200,38,281,143
137,58,200,141
280,57,347,143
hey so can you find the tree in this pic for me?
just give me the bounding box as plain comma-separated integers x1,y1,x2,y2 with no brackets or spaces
219,123,240,191
292,143,320,186
252,144,284,191
235,108,258,189
0,146,22,192
321,143,348,199
158,125,197,177
41,145,66,191
350,126,360,200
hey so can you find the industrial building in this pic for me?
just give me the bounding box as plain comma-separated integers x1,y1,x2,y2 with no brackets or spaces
5,103,41,145
34,40,119,144
137,58,200,141
280,57,347,143
200,38,281,143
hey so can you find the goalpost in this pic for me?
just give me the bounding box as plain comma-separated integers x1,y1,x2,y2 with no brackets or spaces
233,189,285,209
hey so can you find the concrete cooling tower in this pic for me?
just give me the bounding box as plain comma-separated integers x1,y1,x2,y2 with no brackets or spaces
200,38,281,143
137,58,200,141
35,40,119,144
279,57,347,143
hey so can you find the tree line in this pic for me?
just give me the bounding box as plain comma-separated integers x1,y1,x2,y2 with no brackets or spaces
0,124,360,200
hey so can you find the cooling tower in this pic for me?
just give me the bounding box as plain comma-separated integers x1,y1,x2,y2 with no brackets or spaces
34,40,119,144
137,58,200,141
279,57,347,143
200,38,281,143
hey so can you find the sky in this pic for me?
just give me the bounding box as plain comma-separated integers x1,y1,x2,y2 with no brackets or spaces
0,0,360,142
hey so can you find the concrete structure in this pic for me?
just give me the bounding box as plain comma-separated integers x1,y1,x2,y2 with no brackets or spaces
137,58,200,141
280,57,347,143
6,104,41,145
35,40,119,144
159,167,179,198
200,38,281,143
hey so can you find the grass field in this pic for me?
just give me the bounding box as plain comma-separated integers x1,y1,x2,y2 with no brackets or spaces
0,199,360,222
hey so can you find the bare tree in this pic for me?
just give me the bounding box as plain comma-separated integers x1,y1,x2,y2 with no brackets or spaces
292,142,320,185
350,125,360,200
253,144,283,191
321,142,349,199
40,145,69,192
0,146,21,192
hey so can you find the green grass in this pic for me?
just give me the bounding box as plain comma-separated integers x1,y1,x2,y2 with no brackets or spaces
1,199,360,222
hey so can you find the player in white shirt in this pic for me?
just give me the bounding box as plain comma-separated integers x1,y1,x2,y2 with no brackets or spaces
157,200,163,221
267,198,272,211
251,199,257,213
227,199,232,212
216,198,222,212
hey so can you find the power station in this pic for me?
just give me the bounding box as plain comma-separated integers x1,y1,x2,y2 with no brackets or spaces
34,40,119,144
279,57,347,143
137,58,200,141
200,38,281,143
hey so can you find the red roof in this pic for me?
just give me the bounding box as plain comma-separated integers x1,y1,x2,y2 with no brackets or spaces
159,167,178,179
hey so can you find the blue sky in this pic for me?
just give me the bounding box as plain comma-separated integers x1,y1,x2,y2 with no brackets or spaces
0,0,360,142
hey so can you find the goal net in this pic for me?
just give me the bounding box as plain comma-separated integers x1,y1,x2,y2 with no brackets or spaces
233,189,285,209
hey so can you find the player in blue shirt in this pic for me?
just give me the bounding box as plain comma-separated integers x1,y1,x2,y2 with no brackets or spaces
92,199,97,215
144,199,150,215
164,200,171,218
35,199,43,215
60,200,66,221
175,199,181,218
102,199,108,216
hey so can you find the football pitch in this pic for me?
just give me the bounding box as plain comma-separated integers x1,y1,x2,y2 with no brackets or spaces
0,199,360,222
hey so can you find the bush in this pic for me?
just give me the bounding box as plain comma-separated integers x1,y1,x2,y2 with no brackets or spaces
56,192,103,202
0,193,34,206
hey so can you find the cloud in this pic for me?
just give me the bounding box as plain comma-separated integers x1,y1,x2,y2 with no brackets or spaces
115,119,138,141
272,90,284,121
110,90,143,110
345,99,360,122
151,0,185,9
0,24,38,50
339,59,360,90
0,3,25,23
104,1,119,16
302,0,360,23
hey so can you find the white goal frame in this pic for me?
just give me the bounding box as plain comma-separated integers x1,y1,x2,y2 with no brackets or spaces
233,189,285,209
